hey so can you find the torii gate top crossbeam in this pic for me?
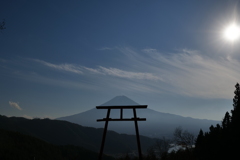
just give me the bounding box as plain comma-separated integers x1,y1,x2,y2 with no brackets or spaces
96,105,147,109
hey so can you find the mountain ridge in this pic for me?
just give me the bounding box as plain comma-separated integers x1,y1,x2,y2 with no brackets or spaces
0,128,114,160
57,95,220,138
0,114,156,155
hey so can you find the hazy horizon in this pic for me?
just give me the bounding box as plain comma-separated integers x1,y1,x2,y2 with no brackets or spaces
1,0,240,121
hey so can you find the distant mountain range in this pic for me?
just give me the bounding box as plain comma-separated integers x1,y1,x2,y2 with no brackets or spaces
57,95,220,138
0,115,156,155
0,96,221,158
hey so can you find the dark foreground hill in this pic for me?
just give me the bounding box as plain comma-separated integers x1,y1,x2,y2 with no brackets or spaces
0,128,114,160
58,96,220,138
0,115,157,155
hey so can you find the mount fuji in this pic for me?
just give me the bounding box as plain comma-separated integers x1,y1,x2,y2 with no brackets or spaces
57,96,219,138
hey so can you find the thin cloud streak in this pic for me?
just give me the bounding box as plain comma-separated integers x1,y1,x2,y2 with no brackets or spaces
22,115,33,119
9,101,22,110
31,59,161,81
97,66,163,81
32,59,83,74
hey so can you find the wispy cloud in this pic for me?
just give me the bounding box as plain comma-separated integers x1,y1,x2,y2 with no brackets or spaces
30,59,161,81
9,101,22,110
120,47,240,98
97,66,162,81
21,115,53,120
22,115,33,119
32,59,83,74
25,47,240,99
83,66,102,74
142,48,157,53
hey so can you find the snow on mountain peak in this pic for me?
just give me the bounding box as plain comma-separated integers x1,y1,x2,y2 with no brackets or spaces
100,95,139,106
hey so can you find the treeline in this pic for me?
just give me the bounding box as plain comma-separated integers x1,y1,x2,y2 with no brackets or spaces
118,83,240,160
195,83,240,159
0,128,114,160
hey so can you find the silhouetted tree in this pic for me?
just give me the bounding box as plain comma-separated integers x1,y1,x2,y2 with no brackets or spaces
229,83,240,158
173,127,195,147
222,111,231,129
195,129,203,147
231,83,240,124
233,83,240,109
195,83,240,160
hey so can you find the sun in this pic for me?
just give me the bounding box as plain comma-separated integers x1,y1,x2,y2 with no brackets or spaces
224,23,240,41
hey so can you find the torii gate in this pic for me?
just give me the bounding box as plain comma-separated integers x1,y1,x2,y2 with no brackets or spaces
96,105,147,160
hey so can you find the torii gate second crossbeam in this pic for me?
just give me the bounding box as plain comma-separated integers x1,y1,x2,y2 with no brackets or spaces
96,105,147,160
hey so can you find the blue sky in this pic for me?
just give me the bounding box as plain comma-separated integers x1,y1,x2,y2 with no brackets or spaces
1,0,240,120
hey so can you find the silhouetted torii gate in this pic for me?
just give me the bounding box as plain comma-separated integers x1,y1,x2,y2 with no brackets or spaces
96,105,147,160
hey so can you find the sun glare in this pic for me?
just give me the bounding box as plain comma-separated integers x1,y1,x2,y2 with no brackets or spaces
224,23,240,41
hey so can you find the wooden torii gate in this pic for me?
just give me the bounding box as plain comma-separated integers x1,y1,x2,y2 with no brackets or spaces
96,105,147,160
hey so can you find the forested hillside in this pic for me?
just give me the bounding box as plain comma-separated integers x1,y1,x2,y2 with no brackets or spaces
153,83,240,160
0,128,114,160
0,115,156,155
